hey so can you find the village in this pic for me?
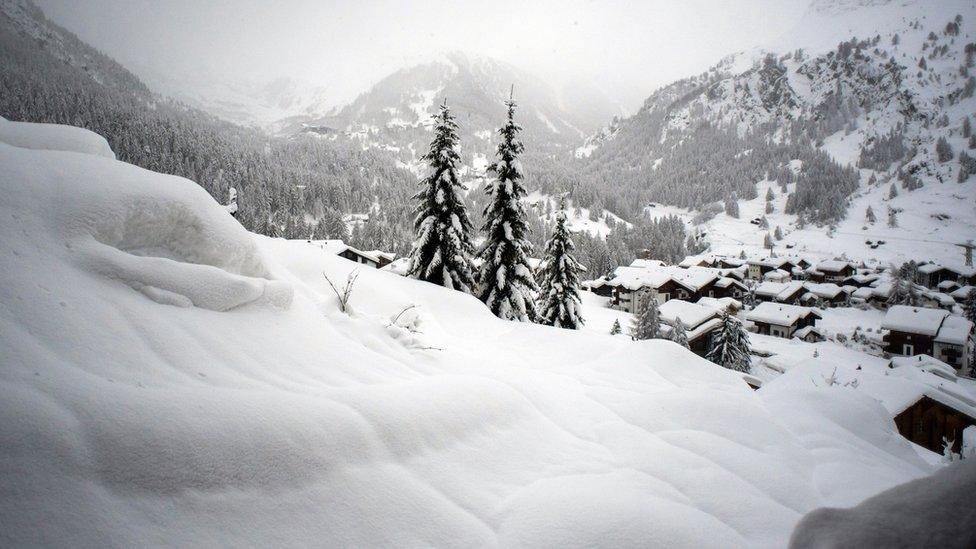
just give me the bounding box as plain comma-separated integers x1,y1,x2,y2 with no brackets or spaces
314,238,976,460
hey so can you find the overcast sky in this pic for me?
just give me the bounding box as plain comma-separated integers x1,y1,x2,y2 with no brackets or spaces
36,0,809,113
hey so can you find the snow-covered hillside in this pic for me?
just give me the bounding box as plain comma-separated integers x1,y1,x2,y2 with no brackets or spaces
0,121,938,546
580,0,976,268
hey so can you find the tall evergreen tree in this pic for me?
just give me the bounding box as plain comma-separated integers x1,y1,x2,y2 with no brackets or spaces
536,207,585,329
865,205,876,223
668,318,690,348
476,94,538,320
706,313,751,372
631,294,662,340
406,101,476,292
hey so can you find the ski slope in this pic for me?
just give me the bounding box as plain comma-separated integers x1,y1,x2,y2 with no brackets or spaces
0,121,937,547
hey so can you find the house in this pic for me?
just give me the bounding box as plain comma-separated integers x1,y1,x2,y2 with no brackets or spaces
754,281,806,305
746,302,822,338
713,277,748,299
881,306,974,370
763,269,791,282
630,258,667,269
604,267,682,313
800,282,848,307
809,260,856,283
844,273,881,288
951,285,974,302
793,325,826,343
582,277,614,297
337,246,395,268
678,256,715,268
893,396,976,455
747,258,795,280
658,299,724,357
916,263,976,289
697,296,742,315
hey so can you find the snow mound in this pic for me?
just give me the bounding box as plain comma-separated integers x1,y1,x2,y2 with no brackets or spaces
0,121,940,547
0,116,115,159
789,459,976,549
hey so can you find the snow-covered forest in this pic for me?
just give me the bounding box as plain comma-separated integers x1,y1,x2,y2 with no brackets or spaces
2,0,976,546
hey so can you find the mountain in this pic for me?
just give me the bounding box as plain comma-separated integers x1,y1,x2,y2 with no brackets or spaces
574,0,976,268
0,0,418,250
294,51,619,174
143,72,338,130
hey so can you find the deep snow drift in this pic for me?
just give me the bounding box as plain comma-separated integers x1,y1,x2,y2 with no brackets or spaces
0,122,939,546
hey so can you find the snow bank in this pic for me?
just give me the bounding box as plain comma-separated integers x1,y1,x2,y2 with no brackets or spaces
0,116,115,159
789,459,976,549
0,121,939,547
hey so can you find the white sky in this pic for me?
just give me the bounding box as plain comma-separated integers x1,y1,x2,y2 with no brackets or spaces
36,0,809,113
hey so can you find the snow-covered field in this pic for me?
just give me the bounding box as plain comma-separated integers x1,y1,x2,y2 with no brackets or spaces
0,121,940,546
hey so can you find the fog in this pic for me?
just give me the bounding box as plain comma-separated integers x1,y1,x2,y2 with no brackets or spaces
36,0,808,113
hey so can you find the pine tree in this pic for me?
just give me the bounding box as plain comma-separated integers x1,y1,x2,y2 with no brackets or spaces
936,137,954,162
631,294,662,340
889,183,899,199
477,95,538,320
964,289,976,324
887,206,899,228
406,101,476,291
706,312,751,372
774,226,784,240
668,317,690,348
764,232,774,249
865,205,876,223
536,208,585,329
765,201,774,214
610,319,622,335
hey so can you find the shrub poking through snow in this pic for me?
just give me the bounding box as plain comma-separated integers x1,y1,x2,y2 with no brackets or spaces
536,204,584,329
476,94,538,321
706,312,751,372
406,100,476,292
323,270,359,313
610,319,622,335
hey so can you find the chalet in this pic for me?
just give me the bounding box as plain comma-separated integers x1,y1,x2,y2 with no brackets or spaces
713,277,747,299
800,282,848,307
793,325,826,342
882,306,974,370
809,260,856,283
843,273,881,288
605,267,683,313
754,281,806,305
582,277,614,297
717,257,747,269
678,256,715,268
916,263,976,289
746,302,822,338
920,290,957,311
697,296,742,315
658,299,724,357
951,285,974,301
937,279,961,293
763,269,791,282
747,258,795,280
337,246,395,269
893,396,976,455
630,259,667,269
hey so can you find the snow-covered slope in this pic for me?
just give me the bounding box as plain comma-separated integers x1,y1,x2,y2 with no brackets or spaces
581,0,976,267
0,121,936,546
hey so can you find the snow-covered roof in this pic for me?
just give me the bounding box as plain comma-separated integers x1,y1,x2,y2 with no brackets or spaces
889,355,958,381
934,316,974,346
937,279,960,291
950,286,974,300
658,299,721,329
746,302,820,326
803,282,844,299
763,269,790,281
793,326,824,339
669,267,719,291
697,296,742,312
630,258,666,269
922,291,955,307
604,266,672,290
816,260,854,273
755,281,805,301
881,306,949,336
715,277,746,289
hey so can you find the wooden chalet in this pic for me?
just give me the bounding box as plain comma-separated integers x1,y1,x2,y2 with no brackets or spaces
808,260,855,283
894,396,976,455
658,299,724,357
882,306,974,370
754,281,806,305
746,302,821,339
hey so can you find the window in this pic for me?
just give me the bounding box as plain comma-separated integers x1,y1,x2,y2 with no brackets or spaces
903,343,914,355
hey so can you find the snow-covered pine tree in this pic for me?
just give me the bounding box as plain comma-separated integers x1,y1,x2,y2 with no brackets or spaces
668,317,690,348
964,288,976,324
610,319,622,335
631,294,662,340
536,207,585,329
865,205,876,223
706,312,751,372
476,94,538,321
774,226,784,240
406,100,476,292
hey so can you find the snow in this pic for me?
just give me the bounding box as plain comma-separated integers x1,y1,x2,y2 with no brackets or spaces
934,315,974,346
0,120,946,546
789,460,976,549
0,116,115,159
881,305,949,336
